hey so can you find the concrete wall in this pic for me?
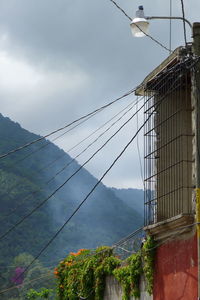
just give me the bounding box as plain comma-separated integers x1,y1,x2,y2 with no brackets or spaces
104,275,152,300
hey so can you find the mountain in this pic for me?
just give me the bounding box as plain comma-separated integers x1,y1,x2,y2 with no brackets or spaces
0,113,143,268
112,188,144,217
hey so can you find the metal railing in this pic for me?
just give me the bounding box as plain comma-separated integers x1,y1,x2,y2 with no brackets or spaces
144,58,194,226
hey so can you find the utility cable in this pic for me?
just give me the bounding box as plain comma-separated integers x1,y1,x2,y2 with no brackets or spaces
46,99,142,184
0,87,136,160
180,0,187,48
136,96,144,189
0,101,145,241
0,272,53,295
1,58,194,221
0,222,198,295
40,97,141,168
6,91,138,170
8,72,184,280
109,0,132,21
0,98,142,223
7,113,100,169
108,0,171,53
12,109,151,280
169,0,172,52
0,57,192,225
0,59,197,293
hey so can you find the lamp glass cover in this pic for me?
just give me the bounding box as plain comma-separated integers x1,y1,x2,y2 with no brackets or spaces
130,18,149,37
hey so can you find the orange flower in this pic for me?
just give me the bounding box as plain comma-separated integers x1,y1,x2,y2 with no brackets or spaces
54,269,59,277
65,261,73,266
69,249,88,257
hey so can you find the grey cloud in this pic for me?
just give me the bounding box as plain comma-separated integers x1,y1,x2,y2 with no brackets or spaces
0,0,199,187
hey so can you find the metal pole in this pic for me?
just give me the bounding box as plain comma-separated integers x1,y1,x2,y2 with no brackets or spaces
192,22,200,300
147,16,193,32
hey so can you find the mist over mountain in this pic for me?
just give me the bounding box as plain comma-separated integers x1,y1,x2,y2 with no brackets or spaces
112,188,144,217
0,113,143,267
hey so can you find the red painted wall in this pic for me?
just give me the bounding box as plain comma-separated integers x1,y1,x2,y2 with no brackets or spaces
153,233,197,300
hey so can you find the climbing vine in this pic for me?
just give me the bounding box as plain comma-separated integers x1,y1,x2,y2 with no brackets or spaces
142,236,155,294
55,237,155,300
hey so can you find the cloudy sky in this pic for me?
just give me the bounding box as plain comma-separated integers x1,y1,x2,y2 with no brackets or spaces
0,0,199,189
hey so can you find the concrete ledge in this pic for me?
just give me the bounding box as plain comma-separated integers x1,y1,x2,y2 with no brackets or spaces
135,46,189,96
144,214,194,241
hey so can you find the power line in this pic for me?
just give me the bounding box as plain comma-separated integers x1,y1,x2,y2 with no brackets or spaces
180,0,187,48
108,0,132,21
0,272,53,295
13,109,151,279
8,112,100,169
0,98,142,223
7,56,190,221
31,96,140,174
46,99,143,184
3,58,193,220
0,57,192,227
136,96,144,190
8,71,184,281
169,0,172,52
0,102,145,241
0,58,195,285
0,221,198,295
0,57,197,295
108,0,171,53
0,88,136,160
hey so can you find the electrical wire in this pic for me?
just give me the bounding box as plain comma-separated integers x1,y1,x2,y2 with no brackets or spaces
0,272,53,295
7,112,100,169
0,57,198,295
180,0,187,48
0,101,145,241
8,74,183,281
46,99,142,184
1,57,189,222
2,54,184,222
136,96,144,190
108,0,171,53
12,113,150,280
169,0,172,52
0,98,140,223
0,57,193,229
108,0,132,21
0,222,198,295
0,87,136,160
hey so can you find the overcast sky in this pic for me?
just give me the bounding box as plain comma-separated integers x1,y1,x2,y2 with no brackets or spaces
0,0,199,189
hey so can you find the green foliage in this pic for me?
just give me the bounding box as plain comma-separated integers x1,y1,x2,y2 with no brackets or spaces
142,236,155,295
1,253,55,300
0,114,143,299
55,247,121,300
26,288,53,299
113,253,142,300
56,239,155,300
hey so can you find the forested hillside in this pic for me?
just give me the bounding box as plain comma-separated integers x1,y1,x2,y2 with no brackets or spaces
0,114,143,298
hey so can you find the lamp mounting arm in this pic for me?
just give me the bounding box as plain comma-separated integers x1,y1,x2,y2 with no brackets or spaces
146,16,192,32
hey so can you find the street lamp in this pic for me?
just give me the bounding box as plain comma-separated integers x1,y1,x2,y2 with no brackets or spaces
130,6,149,37
130,6,193,38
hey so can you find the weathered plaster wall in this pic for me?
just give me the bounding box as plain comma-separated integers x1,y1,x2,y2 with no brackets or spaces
153,233,197,300
104,275,152,300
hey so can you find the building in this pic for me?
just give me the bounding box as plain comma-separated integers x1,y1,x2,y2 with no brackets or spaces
134,23,200,300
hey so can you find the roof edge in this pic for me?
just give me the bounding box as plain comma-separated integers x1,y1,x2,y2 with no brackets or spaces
135,46,188,96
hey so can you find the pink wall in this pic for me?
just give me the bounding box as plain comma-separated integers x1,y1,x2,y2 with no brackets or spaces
153,234,197,300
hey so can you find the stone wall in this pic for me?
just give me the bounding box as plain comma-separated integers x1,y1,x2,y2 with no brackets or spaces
104,275,152,300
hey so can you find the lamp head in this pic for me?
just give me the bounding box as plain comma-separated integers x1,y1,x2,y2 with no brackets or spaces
130,6,149,37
